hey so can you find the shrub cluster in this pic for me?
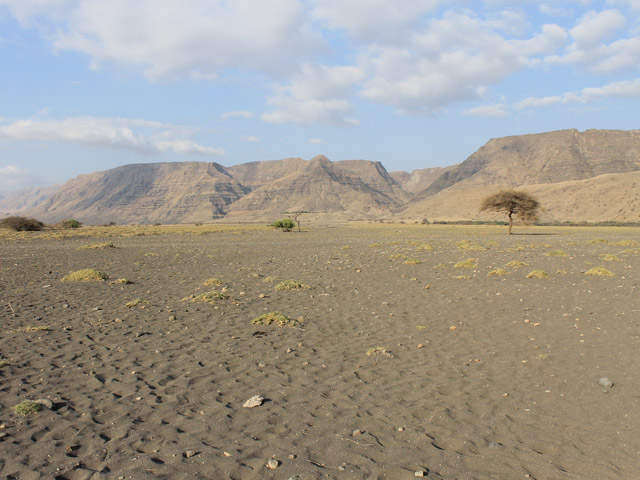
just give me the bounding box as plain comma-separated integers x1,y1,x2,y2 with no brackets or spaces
59,219,82,229
0,216,44,231
271,218,295,232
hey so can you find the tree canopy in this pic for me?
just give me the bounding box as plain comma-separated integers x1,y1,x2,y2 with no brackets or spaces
479,190,540,234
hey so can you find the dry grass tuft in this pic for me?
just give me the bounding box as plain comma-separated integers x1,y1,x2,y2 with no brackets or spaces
456,240,484,251
506,260,528,268
251,312,300,327
186,291,230,304
545,250,569,257
124,298,149,308
78,242,116,250
275,279,309,291
404,258,422,265
527,270,549,279
487,268,509,276
366,347,394,358
454,258,478,268
202,278,224,286
62,268,109,282
584,267,615,277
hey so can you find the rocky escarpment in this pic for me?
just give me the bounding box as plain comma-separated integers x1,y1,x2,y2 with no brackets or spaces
9,129,640,224
422,129,640,197
226,155,408,217
27,162,248,224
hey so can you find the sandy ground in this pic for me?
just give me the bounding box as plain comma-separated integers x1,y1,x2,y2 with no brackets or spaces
1,224,639,479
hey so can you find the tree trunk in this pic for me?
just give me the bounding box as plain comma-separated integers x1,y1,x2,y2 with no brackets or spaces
507,212,513,235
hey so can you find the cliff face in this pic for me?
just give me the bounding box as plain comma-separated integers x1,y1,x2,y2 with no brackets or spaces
423,129,640,196
226,155,408,217
26,162,248,224
391,165,457,193
9,129,640,224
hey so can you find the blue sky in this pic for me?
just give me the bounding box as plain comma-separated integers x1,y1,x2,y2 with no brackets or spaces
2,0,640,193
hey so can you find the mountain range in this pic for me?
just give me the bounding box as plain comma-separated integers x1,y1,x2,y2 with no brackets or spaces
3,129,640,224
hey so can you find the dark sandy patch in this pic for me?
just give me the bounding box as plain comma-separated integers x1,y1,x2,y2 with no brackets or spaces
1,224,639,479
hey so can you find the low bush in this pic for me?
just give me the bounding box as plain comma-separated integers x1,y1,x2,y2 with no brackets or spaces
60,219,82,229
0,216,44,231
12,400,42,416
271,218,295,232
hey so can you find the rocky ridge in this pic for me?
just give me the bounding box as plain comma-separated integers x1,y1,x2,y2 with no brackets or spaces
4,129,640,224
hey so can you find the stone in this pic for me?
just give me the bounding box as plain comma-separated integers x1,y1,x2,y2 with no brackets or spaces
599,377,613,388
267,459,279,469
243,395,264,408
34,398,54,410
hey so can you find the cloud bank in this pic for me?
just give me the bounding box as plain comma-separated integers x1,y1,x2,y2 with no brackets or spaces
0,116,225,155
2,0,640,125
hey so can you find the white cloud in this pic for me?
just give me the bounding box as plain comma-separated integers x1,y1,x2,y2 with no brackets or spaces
0,165,39,192
0,116,224,156
569,10,624,49
241,135,260,142
539,4,573,17
1,0,322,80
262,63,364,125
311,0,441,43
308,138,323,144
221,111,254,120
581,78,640,100
360,12,567,114
463,104,509,118
262,97,359,125
545,9,640,73
469,78,640,117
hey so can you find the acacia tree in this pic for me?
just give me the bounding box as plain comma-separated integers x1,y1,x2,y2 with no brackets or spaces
285,211,308,232
479,190,540,235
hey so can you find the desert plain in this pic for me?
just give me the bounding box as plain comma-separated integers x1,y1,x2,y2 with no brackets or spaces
1,223,639,480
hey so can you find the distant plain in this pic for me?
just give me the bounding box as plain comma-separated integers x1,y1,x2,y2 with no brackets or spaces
1,223,639,479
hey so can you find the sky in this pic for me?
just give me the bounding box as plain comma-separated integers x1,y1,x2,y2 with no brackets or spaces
2,0,640,193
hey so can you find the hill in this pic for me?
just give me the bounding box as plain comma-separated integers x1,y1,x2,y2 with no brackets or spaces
6,129,640,224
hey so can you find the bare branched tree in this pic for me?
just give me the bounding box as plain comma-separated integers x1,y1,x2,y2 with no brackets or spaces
479,190,540,235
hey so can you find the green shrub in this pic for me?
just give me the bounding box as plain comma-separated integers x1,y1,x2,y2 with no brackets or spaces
271,219,295,232
12,400,42,416
0,216,44,231
60,219,82,229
